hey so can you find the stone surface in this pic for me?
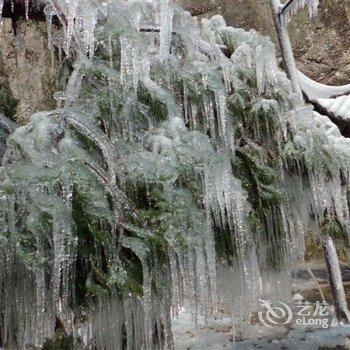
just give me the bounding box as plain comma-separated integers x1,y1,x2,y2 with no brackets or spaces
184,0,350,86
0,19,59,123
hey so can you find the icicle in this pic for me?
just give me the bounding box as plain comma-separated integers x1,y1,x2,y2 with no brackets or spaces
159,0,174,58
214,90,235,152
183,84,189,124
120,37,134,90
34,259,46,347
163,297,174,349
215,91,228,147
25,0,29,20
44,5,55,50
83,1,98,57
169,251,181,316
107,35,118,131
142,261,152,350
204,204,218,310
124,298,135,350
184,249,198,325
283,0,320,23
132,43,140,92
203,96,216,137
64,0,79,56
140,51,150,79
255,43,278,94
64,59,85,106
0,0,4,23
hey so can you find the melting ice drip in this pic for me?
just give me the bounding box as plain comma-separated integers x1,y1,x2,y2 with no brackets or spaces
0,0,349,349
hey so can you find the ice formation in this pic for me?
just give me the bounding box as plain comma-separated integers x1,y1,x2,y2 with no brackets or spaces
282,0,320,23
0,0,3,22
317,95,350,122
0,0,349,349
299,71,350,101
323,235,350,322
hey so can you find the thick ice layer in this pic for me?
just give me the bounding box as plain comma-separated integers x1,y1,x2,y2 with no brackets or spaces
159,0,174,59
298,71,350,100
317,95,350,121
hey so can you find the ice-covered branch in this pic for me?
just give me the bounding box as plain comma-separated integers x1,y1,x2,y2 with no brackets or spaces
280,0,299,14
281,0,320,21
323,235,350,323
270,0,303,97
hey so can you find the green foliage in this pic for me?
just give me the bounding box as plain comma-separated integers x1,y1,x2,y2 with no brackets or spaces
234,144,282,213
213,223,236,265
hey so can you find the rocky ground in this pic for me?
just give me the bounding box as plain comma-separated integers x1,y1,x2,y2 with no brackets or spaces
173,262,350,350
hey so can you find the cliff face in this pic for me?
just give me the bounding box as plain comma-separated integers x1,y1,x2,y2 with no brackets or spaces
183,0,350,85
0,20,58,123
288,0,350,86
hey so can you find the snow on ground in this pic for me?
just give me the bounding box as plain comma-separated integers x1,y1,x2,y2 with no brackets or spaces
173,263,350,350
235,326,350,350
173,304,350,350
172,303,235,350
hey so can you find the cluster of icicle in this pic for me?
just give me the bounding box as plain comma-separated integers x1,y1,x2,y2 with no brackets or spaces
0,0,30,22
0,0,350,349
281,0,320,23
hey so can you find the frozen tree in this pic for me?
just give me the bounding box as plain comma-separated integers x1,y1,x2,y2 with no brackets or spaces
0,0,350,348
270,0,350,324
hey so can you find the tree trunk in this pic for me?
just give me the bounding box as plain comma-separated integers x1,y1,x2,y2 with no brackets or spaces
270,0,303,98
322,235,350,323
